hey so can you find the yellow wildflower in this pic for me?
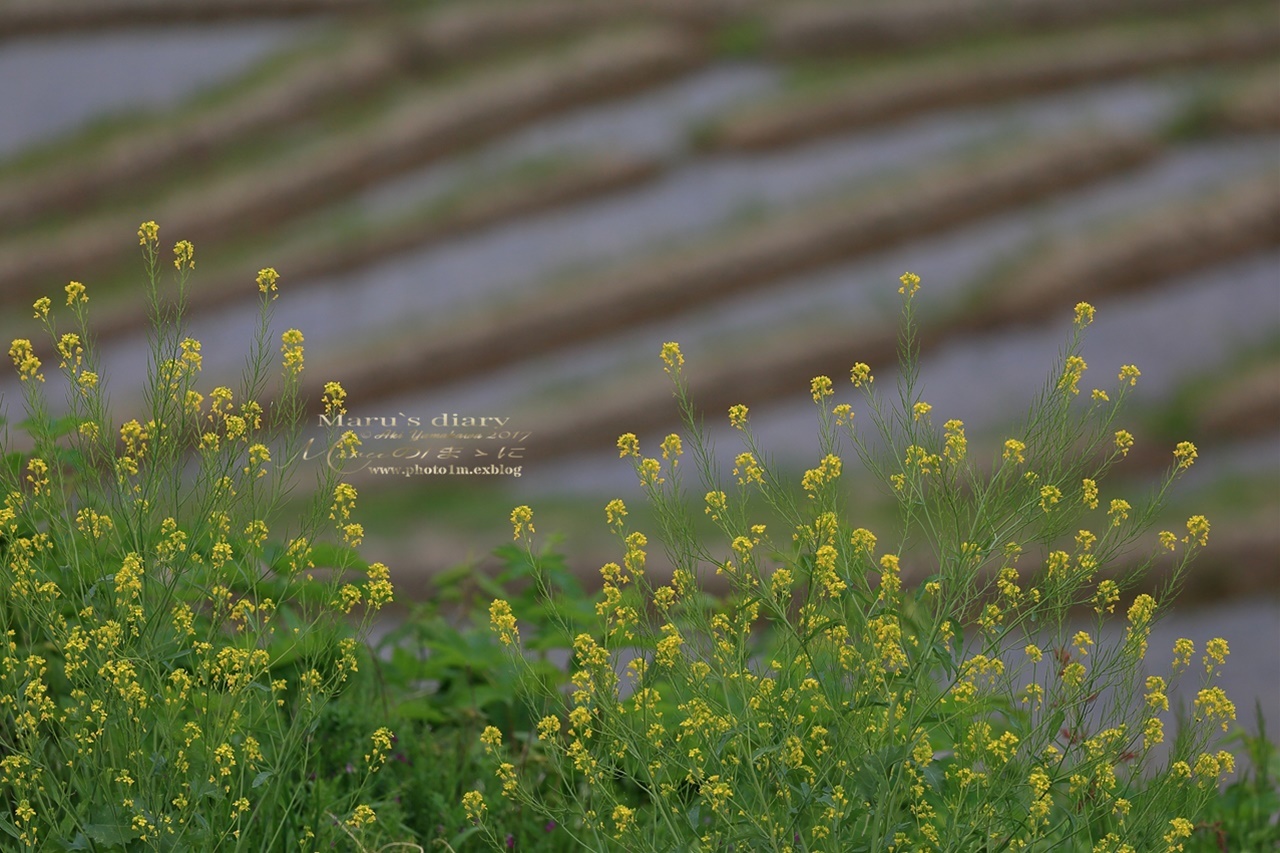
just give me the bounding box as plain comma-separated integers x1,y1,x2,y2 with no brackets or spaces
256,267,279,298
173,240,194,270
899,271,921,296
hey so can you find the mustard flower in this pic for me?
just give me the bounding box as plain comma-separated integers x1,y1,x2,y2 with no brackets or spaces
612,804,637,837
604,498,627,527
1108,498,1130,526
638,456,663,486
178,337,201,373
911,401,932,422
1195,686,1237,732
510,505,534,539
1204,637,1229,671
9,339,42,382
1003,438,1025,464
1073,301,1095,326
489,599,518,646
661,433,682,460
810,374,833,402
1093,579,1119,614
536,715,561,741
1059,355,1087,394
1172,637,1195,670
1119,364,1141,386
1128,594,1157,627
1173,440,1197,470
1091,388,1110,402
330,482,358,520
480,725,503,753
660,341,683,374
1143,716,1165,749
138,220,159,245
1039,485,1062,513
617,432,639,458
1081,477,1099,509
65,280,87,305
801,453,842,494
899,270,921,296
849,527,876,552
365,562,394,607
311,381,343,418
253,267,280,299
849,362,873,387
733,451,764,485
331,429,359,459
943,419,966,463
1184,514,1209,546
32,296,50,319
173,240,194,270
1114,429,1134,456
728,403,748,428
280,329,304,375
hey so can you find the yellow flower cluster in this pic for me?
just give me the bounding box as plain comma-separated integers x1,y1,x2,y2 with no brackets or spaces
801,454,842,495
660,341,683,374
8,339,42,382
280,329,304,375
489,599,518,646
173,240,194,271
1003,438,1025,464
323,381,346,416
1074,301,1095,326
1059,355,1087,395
256,267,279,298
943,419,966,463
617,433,639,458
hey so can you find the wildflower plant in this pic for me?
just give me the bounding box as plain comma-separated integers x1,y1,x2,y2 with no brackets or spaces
475,279,1237,851
0,225,396,850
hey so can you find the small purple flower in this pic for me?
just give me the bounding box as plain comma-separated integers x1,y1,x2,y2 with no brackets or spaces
544,820,557,833
505,833,515,849
345,762,356,774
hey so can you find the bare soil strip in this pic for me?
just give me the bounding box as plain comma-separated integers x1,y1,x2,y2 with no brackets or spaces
0,2,738,229
0,29,701,304
311,132,1156,408
766,0,1264,56
709,18,1280,151
1209,74,1280,133
88,154,660,342
520,182,1280,460
0,0,750,39
0,0,382,37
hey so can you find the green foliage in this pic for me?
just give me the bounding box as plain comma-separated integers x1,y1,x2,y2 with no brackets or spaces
3,229,1273,851
467,281,1247,851
1187,705,1280,851
0,227,400,850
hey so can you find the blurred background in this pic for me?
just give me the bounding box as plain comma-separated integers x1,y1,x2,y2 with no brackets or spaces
1,0,1277,728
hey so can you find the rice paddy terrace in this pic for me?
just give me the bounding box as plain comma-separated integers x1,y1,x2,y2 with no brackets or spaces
1,0,1277,644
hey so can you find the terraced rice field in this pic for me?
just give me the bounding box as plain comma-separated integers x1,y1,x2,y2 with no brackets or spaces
2,1,1277,717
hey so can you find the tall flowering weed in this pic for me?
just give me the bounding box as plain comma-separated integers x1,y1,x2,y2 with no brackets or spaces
0,226,396,850
473,282,1237,851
